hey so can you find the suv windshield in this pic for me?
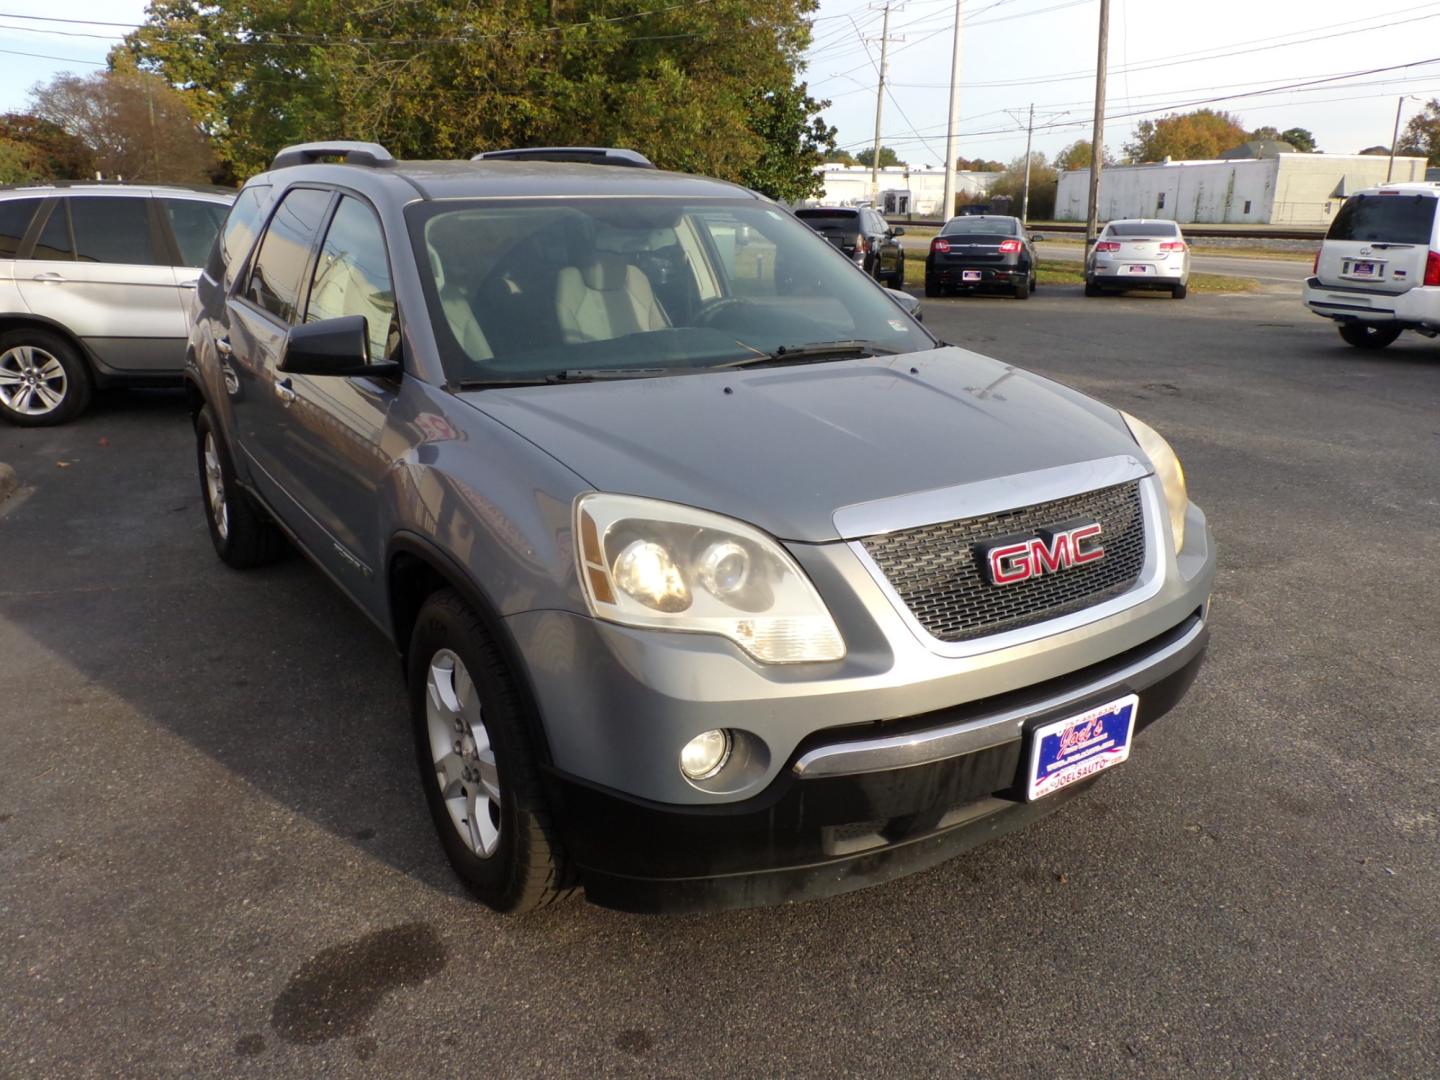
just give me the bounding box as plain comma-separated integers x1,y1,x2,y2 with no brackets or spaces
408,198,933,382
1328,193,1437,244
941,218,1018,237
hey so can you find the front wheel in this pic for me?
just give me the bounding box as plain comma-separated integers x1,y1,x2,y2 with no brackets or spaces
409,589,574,913
890,253,906,287
0,329,92,427
1338,322,1402,350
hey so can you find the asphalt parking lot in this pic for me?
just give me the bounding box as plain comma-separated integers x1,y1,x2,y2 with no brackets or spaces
2,284,1438,1078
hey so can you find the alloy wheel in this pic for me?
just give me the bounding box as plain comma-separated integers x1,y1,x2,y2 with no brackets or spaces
425,649,501,857
0,346,67,417
202,432,229,541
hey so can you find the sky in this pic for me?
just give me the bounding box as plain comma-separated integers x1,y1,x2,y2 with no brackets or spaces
0,0,1436,166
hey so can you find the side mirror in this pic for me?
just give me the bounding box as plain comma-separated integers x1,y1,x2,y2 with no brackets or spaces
891,226,906,237
279,315,398,378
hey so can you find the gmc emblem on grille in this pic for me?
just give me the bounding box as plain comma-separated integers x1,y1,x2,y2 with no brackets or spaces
979,522,1105,586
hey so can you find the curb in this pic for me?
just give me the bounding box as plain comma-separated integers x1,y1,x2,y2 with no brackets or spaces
0,462,17,504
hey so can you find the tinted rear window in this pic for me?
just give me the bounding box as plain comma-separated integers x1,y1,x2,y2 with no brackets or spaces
796,210,858,227
1107,221,1179,238
0,197,42,258
163,198,229,267
1328,194,1437,244
941,218,1019,236
32,203,72,260
71,197,163,265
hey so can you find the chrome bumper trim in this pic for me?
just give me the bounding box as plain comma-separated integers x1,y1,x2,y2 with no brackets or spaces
792,615,1207,779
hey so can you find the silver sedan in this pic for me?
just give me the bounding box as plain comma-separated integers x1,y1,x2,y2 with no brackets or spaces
1085,219,1192,299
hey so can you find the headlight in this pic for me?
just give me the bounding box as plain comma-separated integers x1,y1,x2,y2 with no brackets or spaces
1121,411,1187,551
574,493,846,663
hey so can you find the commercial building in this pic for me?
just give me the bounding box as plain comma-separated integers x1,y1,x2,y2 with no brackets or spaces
1054,151,1430,226
807,165,1001,217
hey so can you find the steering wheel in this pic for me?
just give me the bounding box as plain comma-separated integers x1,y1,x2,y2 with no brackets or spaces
693,297,744,327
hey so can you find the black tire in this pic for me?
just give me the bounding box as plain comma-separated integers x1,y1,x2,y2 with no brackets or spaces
408,589,575,913
1338,322,1402,350
195,407,287,568
925,276,942,298
0,328,92,427
891,253,906,287
1171,283,1188,300
1013,275,1031,300
1084,279,1102,297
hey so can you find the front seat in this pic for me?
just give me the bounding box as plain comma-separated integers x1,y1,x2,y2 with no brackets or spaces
429,246,493,362
555,256,669,344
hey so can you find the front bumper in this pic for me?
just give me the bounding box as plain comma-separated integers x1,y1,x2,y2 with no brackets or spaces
1301,277,1439,328
547,612,1208,912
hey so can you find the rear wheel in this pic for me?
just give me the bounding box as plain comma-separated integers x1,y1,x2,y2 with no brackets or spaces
409,589,574,913
925,276,942,298
1338,322,1402,350
0,329,92,427
1084,279,1102,297
1171,283,1188,299
195,407,287,568
1013,274,1031,300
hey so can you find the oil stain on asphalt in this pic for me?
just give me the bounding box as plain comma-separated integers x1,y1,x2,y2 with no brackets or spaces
270,922,447,1044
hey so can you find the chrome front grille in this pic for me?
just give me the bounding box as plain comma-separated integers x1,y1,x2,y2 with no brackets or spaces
860,481,1147,643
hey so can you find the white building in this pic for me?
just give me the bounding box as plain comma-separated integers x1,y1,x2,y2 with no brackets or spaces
1054,152,1430,226
808,165,1001,217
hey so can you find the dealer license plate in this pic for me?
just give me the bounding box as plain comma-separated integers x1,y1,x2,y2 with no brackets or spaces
1128,264,1149,273
1351,261,1376,276
1026,694,1138,801
962,270,982,282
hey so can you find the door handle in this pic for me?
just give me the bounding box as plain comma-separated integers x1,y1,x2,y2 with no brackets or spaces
215,337,232,357
274,376,297,406
178,279,199,289
31,272,65,282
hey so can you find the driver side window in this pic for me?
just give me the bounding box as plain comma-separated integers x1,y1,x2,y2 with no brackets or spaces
304,197,397,362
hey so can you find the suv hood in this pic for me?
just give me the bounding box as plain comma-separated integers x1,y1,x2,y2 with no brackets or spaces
461,347,1141,542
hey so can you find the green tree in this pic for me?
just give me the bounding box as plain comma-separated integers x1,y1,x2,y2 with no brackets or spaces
739,82,835,203
1399,98,1440,165
955,156,1003,172
824,149,856,165
0,139,40,183
855,145,905,168
985,152,1057,219
29,69,213,183
0,113,94,179
1280,127,1318,152
122,0,831,198
1053,139,1111,171
1124,109,1248,162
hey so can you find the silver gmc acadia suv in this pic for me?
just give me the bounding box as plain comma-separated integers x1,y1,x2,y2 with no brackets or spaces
188,142,1215,913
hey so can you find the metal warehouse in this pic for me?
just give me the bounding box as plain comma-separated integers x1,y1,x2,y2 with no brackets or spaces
1055,151,1430,226
807,165,1000,216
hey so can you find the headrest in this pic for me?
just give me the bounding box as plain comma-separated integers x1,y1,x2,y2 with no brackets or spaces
578,255,629,291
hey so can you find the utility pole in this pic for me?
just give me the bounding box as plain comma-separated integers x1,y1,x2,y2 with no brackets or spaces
939,0,964,222
1021,104,1034,224
869,1,897,203
1387,95,1418,182
1085,0,1110,246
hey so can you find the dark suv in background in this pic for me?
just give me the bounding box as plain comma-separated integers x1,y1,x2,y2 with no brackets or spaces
0,184,234,425
795,205,906,286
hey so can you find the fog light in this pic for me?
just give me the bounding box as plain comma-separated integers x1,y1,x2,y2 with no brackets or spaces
679,729,732,781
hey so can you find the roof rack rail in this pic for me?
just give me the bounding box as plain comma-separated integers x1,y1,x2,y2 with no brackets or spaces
270,141,396,171
471,146,655,170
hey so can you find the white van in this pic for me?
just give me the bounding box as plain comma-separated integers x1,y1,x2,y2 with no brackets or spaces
1301,182,1440,349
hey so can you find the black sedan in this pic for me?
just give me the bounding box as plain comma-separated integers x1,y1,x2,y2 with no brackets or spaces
795,206,906,286
925,215,1038,299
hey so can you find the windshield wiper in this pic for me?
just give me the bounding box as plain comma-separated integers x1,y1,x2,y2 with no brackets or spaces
454,368,670,390
714,340,901,369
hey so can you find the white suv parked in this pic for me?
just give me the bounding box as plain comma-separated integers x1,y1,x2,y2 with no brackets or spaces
0,183,234,425
1302,182,1440,349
